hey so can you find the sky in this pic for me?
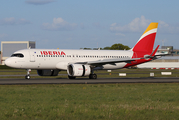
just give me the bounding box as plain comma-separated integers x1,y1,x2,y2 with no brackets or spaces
0,0,179,50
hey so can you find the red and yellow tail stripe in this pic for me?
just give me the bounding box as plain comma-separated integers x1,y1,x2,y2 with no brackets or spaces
132,22,158,55
143,22,158,35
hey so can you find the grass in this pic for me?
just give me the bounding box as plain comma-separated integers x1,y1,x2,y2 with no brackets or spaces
0,65,15,69
0,84,179,119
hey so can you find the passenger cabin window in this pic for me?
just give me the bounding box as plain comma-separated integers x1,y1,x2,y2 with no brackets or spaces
11,53,24,58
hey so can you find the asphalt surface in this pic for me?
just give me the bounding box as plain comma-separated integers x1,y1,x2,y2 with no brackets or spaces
0,77,179,85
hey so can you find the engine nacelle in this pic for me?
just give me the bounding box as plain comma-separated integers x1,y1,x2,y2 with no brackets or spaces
37,69,59,76
67,64,91,77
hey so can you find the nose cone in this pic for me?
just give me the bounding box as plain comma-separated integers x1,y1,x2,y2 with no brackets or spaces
4,58,12,67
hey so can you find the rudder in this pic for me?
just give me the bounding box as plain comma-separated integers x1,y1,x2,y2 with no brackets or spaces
132,22,158,54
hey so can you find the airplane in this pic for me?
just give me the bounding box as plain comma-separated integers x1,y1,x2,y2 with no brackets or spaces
5,22,160,79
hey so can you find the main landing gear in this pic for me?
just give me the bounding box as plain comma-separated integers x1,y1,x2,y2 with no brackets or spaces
89,69,97,79
89,74,97,79
68,75,76,79
25,69,31,79
68,74,97,79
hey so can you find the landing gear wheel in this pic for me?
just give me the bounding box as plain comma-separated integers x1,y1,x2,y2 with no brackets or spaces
89,74,97,79
25,69,31,80
68,75,76,79
25,75,30,79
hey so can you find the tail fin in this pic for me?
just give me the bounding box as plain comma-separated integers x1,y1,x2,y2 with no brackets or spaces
131,22,158,54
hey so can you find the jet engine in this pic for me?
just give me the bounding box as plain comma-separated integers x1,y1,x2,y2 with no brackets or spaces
37,69,59,76
67,64,91,77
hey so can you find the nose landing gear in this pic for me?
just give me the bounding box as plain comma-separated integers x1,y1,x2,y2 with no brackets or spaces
25,69,31,79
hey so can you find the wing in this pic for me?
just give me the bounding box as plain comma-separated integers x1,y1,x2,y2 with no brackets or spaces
75,58,139,66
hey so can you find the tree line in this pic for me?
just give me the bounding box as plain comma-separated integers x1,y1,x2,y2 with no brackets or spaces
81,43,130,50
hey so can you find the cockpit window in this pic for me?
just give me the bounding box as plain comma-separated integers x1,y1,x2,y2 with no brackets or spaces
11,53,24,58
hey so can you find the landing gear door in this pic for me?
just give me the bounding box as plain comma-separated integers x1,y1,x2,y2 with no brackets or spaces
29,51,35,62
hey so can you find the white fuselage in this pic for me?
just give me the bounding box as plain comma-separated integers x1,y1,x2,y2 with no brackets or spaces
5,49,133,70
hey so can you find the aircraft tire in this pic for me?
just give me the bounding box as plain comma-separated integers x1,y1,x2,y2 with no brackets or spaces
68,75,76,79
89,74,97,79
25,75,30,80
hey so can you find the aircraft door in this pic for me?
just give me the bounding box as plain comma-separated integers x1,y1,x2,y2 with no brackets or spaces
29,51,35,62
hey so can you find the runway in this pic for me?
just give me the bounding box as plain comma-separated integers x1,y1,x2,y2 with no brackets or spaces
0,78,179,85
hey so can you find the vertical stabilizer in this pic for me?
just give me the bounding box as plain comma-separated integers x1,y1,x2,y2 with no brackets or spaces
132,23,158,54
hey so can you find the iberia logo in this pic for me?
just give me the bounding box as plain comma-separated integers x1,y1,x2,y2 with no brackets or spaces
40,51,66,55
